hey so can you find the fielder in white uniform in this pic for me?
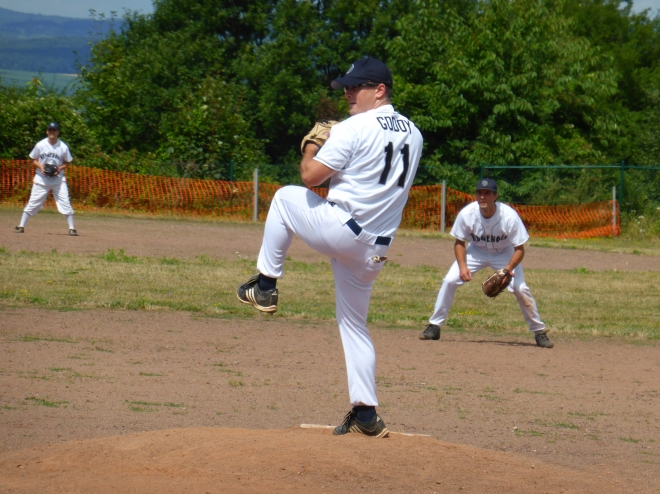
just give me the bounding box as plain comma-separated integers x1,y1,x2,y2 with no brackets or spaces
420,178,554,348
237,57,424,437
14,122,78,236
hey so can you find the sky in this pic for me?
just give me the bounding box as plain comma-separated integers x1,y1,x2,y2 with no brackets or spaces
0,0,658,19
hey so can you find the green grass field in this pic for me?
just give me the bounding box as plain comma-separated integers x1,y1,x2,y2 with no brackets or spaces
0,69,78,92
0,246,658,340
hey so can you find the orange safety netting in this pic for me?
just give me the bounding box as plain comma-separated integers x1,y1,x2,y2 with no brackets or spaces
1,160,620,238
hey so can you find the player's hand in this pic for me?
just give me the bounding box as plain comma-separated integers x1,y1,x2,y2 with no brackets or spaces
459,266,472,282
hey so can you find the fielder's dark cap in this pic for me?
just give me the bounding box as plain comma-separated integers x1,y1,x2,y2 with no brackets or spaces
46,122,60,131
476,178,498,193
331,57,393,90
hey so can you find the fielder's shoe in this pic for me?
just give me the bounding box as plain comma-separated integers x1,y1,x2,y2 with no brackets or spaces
534,330,554,349
333,409,389,438
68,229,78,236
237,274,278,313
14,226,24,233
419,323,441,340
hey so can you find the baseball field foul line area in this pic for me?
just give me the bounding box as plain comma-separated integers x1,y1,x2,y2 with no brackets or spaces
1,160,619,238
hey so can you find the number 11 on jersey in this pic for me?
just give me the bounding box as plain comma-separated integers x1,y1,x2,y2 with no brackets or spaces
379,142,410,188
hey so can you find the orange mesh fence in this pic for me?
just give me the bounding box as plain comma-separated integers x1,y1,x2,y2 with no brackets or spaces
1,160,619,238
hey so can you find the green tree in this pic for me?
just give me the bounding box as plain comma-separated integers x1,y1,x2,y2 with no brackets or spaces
0,78,99,160
388,0,622,202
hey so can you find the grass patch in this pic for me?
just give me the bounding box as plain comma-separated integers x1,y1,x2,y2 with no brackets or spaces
126,400,185,412
514,429,544,437
139,372,164,377
513,388,550,395
18,335,77,343
25,397,69,408
102,249,138,263
619,437,641,443
0,248,659,339
93,347,114,353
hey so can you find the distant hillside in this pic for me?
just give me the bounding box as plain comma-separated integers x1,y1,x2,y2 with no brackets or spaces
0,7,95,38
0,7,105,74
0,36,91,73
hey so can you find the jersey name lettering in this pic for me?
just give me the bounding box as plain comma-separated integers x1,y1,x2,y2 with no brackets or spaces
39,152,62,161
376,116,412,133
470,233,508,243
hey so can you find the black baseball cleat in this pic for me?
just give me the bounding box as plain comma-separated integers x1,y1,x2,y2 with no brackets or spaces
419,323,441,340
14,226,24,233
333,409,389,438
237,274,278,313
68,229,78,236
534,330,554,348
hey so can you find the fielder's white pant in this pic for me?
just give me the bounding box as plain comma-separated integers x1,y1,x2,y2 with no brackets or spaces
429,244,545,332
23,180,75,217
257,186,388,407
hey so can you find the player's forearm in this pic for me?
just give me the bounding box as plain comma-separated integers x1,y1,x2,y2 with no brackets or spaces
505,245,525,271
32,159,43,172
300,145,336,187
454,241,467,267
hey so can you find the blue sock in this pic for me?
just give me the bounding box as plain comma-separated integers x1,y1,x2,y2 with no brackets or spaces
354,406,376,423
258,274,277,291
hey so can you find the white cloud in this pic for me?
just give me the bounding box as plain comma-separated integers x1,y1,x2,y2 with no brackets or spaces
0,0,154,19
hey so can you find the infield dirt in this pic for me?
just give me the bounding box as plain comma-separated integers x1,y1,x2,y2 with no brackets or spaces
1,211,659,493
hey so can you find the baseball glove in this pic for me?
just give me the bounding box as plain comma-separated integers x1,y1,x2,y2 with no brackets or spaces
482,269,513,298
300,119,338,154
43,160,59,177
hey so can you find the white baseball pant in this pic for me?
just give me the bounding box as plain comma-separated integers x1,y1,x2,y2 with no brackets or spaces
429,244,545,332
257,186,389,407
23,180,75,216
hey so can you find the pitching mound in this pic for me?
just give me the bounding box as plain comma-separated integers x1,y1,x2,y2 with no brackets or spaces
0,427,626,493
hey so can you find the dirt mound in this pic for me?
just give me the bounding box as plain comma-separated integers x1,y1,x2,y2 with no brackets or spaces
0,427,627,494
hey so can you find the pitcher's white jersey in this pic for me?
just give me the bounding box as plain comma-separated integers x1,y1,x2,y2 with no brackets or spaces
29,138,73,184
315,104,423,237
451,202,529,252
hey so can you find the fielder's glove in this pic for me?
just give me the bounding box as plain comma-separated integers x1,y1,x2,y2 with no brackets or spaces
482,269,513,298
43,159,59,177
300,119,338,154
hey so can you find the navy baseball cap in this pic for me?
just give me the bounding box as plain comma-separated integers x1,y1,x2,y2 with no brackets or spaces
46,122,60,131
331,57,393,89
476,178,498,193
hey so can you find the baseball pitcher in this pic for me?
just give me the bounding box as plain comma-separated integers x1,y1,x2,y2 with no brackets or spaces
237,57,424,437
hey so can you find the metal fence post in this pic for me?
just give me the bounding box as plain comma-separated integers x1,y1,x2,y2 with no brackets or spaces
253,168,258,222
612,186,617,237
619,161,625,210
441,180,446,233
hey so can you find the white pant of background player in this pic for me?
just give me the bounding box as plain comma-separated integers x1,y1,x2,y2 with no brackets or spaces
23,180,75,217
257,186,389,407
430,244,545,332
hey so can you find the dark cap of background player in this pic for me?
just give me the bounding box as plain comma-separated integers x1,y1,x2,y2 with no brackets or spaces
476,178,498,193
331,57,393,90
46,122,60,131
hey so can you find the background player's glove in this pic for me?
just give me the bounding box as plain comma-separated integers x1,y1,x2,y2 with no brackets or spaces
300,119,338,154
43,159,59,177
482,269,513,298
